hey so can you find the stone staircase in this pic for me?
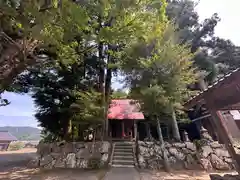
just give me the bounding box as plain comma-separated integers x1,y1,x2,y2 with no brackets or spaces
110,141,135,167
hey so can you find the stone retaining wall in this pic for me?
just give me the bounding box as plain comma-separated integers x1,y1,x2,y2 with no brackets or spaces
35,141,110,169
138,140,234,171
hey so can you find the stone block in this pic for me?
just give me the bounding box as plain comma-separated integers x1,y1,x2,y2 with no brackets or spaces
201,146,213,158
40,155,53,167
210,154,231,170
66,153,76,168
54,158,66,168
169,147,185,160
44,159,56,169
100,141,110,153
51,153,61,159
138,155,146,168
99,154,108,166
185,142,196,151
75,142,85,149
214,148,230,158
173,142,186,148
37,143,51,156
76,159,89,168
200,158,213,170
224,157,233,164
184,154,200,170
182,148,190,154
76,148,86,159
210,142,223,149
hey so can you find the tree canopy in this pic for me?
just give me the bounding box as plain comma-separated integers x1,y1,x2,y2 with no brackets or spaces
1,0,240,145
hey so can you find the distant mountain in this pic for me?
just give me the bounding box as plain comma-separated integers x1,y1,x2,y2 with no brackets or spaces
0,126,42,140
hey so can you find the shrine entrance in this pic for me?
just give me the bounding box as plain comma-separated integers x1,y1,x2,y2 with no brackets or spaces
107,99,144,141
109,119,135,140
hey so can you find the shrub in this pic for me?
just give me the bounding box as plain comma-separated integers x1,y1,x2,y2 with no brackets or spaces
88,156,101,169
8,141,25,151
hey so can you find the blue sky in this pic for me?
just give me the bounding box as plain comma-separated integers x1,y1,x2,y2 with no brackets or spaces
1,0,240,127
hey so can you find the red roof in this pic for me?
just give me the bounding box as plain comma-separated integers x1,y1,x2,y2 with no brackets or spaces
108,99,144,120
0,131,17,141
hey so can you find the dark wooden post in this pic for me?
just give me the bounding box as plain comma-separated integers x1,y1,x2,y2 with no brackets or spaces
121,120,125,139
134,120,137,141
145,122,152,140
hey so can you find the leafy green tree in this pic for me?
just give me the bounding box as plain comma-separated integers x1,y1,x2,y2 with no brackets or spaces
0,0,89,106
13,52,101,140
123,24,196,171
166,0,220,86
5,0,174,143
73,0,169,136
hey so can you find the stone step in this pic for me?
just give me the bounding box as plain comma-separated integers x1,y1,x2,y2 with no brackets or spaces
113,152,133,156
112,159,134,165
114,148,133,152
115,144,133,147
111,164,135,168
114,146,133,150
115,143,133,146
113,155,134,161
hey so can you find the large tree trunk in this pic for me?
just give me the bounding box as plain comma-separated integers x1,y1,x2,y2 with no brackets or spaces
156,118,171,172
170,104,181,142
104,67,112,138
63,119,72,141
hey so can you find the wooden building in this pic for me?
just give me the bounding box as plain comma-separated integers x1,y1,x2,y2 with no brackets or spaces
107,99,175,141
0,131,17,151
108,99,144,140
184,68,240,173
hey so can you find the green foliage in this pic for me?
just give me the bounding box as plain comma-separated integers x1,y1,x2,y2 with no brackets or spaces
88,156,101,169
193,139,207,150
124,24,196,119
71,90,104,126
166,0,240,84
40,129,60,143
7,0,170,141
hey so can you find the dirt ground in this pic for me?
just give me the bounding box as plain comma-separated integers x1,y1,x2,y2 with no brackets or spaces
139,169,238,180
0,148,37,171
0,167,238,180
0,148,37,154
0,168,107,180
